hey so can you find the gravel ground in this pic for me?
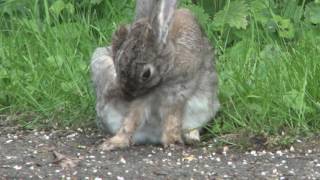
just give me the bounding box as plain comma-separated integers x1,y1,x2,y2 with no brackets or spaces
0,124,319,179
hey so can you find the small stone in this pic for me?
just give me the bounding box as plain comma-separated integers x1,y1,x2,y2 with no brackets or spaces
117,176,124,180
13,165,22,170
242,160,248,165
272,169,278,174
250,150,257,156
290,146,295,152
5,139,13,144
43,135,50,140
120,157,126,164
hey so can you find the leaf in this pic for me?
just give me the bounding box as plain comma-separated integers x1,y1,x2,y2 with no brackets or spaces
304,2,320,24
61,82,73,92
260,44,281,60
249,0,271,25
0,66,8,78
65,3,75,15
49,0,66,15
283,89,313,113
273,15,295,39
213,0,249,30
91,0,103,5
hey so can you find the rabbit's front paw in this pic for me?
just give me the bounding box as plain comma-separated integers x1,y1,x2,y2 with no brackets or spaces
161,133,183,148
99,134,130,151
183,129,200,145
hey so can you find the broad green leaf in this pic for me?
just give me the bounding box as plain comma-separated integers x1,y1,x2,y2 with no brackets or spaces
65,3,75,15
49,0,66,15
283,89,313,113
249,0,270,25
305,2,320,24
0,66,8,78
213,0,249,30
260,44,281,60
273,15,295,39
91,0,103,5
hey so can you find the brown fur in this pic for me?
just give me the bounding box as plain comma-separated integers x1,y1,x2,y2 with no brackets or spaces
100,101,143,150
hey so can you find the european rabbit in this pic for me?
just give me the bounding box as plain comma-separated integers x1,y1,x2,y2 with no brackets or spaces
90,0,220,150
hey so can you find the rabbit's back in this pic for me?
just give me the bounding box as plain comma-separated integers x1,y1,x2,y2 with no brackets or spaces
164,9,209,83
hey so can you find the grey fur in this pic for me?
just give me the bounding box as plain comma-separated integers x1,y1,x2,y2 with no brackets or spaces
91,0,220,144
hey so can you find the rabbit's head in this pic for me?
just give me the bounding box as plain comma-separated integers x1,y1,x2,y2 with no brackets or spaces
112,0,177,98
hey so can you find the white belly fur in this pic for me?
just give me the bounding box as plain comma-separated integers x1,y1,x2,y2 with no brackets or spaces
98,93,217,144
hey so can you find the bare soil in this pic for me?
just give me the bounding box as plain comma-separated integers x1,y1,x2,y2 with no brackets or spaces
0,121,319,179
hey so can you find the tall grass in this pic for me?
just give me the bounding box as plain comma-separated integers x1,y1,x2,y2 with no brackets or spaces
0,0,319,136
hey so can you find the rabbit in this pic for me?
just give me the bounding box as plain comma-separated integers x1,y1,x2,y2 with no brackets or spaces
90,0,220,150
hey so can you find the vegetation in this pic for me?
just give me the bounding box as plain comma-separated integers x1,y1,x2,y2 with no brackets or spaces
1,0,319,140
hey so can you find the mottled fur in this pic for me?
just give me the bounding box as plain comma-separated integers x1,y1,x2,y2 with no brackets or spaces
91,0,220,150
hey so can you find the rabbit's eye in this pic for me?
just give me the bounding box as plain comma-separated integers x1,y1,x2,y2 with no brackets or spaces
141,65,154,81
142,68,151,79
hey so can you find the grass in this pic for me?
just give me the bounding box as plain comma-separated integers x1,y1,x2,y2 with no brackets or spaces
0,0,319,141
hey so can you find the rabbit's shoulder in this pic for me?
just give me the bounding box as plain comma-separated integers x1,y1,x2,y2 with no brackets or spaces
170,9,202,42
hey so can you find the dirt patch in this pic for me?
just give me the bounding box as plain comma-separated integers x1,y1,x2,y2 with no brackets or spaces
0,122,319,179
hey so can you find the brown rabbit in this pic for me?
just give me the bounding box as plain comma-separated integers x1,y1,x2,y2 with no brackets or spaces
90,0,220,150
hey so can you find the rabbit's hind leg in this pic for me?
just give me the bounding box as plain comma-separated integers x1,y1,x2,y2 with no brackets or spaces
182,91,219,144
161,103,184,147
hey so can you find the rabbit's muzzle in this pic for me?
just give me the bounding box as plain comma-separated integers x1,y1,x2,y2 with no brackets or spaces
118,63,162,98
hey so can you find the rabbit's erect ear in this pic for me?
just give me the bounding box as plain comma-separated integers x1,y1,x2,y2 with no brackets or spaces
112,25,128,57
135,0,157,20
151,0,177,44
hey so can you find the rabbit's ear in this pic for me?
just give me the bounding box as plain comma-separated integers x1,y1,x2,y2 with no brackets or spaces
151,0,177,44
135,0,157,20
112,25,128,57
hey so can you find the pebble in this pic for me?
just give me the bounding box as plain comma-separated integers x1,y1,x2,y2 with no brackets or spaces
250,150,257,156
5,139,13,144
117,176,124,180
13,165,22,170
290,146,295,152
120,157,126,164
